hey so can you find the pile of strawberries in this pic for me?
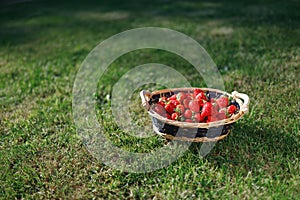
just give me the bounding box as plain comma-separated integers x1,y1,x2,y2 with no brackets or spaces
152,88,238,123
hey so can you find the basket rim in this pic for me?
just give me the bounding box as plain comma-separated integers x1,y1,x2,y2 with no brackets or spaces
142,87,249,129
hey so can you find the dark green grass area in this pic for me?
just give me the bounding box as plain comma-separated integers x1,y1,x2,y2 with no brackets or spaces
0,0,299,199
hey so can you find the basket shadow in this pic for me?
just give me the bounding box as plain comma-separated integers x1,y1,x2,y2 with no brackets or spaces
189,119,299,175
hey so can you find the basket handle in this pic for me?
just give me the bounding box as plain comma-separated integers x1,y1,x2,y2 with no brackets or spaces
231,91,250,113
140,90,151,110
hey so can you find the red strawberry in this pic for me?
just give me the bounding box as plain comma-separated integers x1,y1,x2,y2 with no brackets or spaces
169,94,177,100
183,99,190,108
170,99,180,107
157,100,165,107
187,93,194,100
196,92,207,101
227,105,237,115
206,116,211,123
183,109,192,119
212,116,219,122
206,115,218,123
210,98,216,104
189,100,199,112
217,112,226,120
198,99,205,108
185,119,193,123
171,112,179,121
216,96,229,108
212,103,219,116
175,104,185,114
200,102,212,118
166,113,171,119
219,109,226,114
165,103,175,114
193,88,204,97
176,92,186,103
194,113,202,122
159,96,167,102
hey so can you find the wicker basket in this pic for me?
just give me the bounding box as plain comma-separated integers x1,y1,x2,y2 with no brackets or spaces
140,88,249,142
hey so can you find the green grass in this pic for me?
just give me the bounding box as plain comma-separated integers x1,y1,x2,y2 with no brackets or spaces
0,0,299,199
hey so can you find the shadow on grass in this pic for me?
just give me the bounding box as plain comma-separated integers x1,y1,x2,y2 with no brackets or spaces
92,117,299,197
190,118,300,176
0,0,299,46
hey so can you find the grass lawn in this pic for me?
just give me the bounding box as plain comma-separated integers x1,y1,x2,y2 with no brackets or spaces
0,0,299,199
